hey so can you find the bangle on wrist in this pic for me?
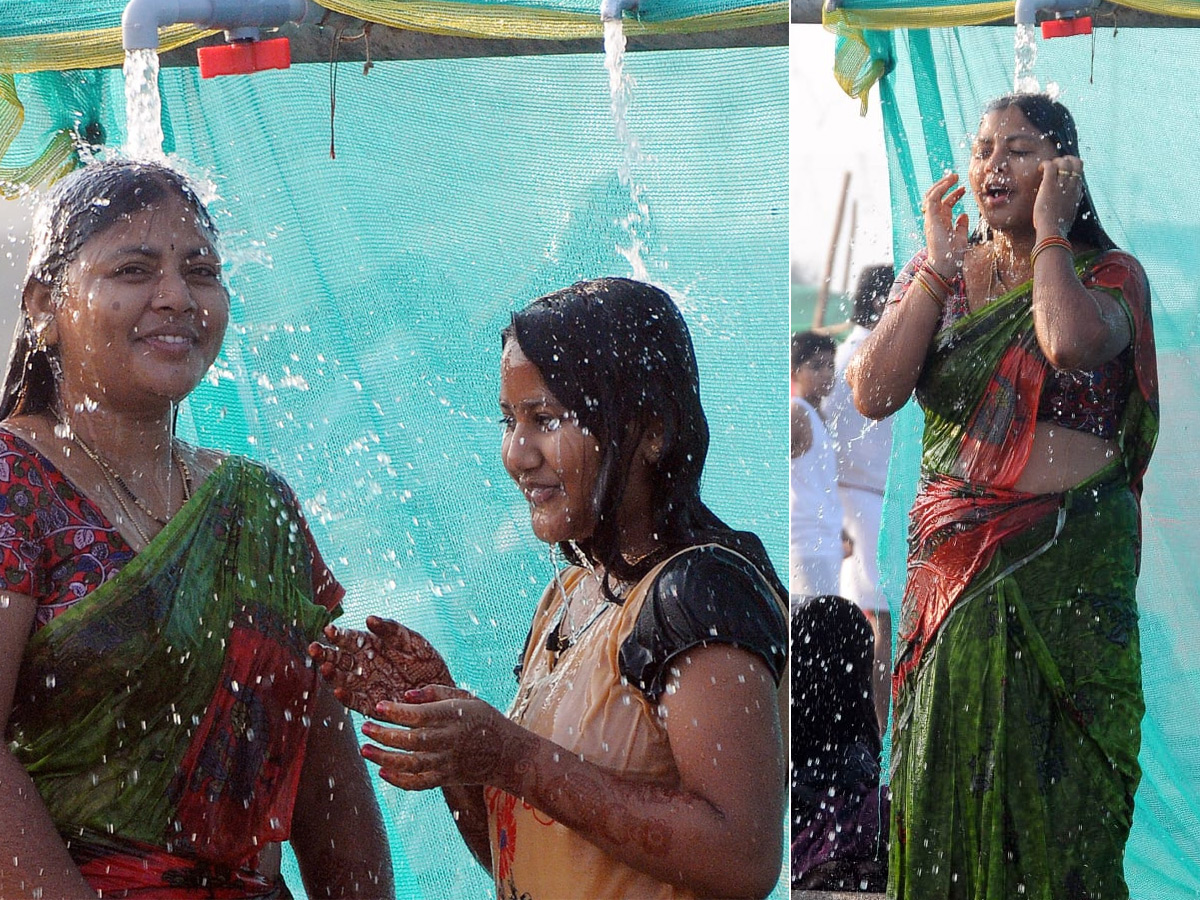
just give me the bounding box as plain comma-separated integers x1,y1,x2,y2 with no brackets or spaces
1030,235,1073,269
910,269,947,312
920,262,954,295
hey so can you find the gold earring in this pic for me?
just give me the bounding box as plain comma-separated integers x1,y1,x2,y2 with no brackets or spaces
31,315,55,353
645,436,664,464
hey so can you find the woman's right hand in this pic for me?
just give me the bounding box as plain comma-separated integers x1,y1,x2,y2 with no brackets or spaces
922,171,969,280
308,616,454,717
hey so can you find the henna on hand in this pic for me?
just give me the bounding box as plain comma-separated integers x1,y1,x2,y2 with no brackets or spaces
364,690,537,789
308,616,453,716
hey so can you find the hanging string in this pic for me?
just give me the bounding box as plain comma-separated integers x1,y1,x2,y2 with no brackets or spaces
327,23,373,160
328,26,343,160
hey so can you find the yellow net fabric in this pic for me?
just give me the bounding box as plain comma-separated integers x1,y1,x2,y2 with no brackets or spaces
824,0,1200,106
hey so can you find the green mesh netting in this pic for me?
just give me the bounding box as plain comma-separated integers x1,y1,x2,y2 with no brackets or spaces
873,25,1200,897
4,47,788,898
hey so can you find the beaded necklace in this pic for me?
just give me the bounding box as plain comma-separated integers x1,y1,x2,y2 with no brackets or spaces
55,414,193,543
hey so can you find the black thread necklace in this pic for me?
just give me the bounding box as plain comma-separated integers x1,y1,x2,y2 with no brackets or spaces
55,414,193,535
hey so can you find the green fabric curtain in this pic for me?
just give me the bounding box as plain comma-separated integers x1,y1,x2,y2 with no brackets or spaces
3,44,789,897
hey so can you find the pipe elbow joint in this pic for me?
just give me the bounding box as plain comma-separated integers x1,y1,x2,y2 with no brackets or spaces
1013,0,1039,25
1014,0,1093,25
600,0,639,21
122,0,310,50
122,0,173,50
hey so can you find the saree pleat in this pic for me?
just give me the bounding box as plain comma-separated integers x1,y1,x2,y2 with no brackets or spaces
893,476,1144,898
8,457,340,896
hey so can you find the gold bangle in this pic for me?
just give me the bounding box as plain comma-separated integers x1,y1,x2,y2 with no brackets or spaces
911,271,946,312
920,263,954,295
1030,236,1073,269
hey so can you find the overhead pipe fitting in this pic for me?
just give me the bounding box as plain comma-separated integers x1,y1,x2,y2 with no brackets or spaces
122,0,319,75
600,0,640,22
1014,0,1097,36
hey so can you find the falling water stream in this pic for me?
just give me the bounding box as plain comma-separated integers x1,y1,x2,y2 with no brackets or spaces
1013,23,1040,93
124,48,167,160
603,18,651,282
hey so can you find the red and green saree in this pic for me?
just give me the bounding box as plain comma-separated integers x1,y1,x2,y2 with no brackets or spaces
6,452,342,898
889,250,1159,900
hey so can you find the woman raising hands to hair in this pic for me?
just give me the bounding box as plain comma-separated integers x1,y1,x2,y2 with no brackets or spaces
849,94,1157,899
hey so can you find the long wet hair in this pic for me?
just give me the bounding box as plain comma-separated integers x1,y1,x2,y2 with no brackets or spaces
851,263,894,329
790,595,880,768
1,159,218,420
503,277,785,601
976,93,1116,252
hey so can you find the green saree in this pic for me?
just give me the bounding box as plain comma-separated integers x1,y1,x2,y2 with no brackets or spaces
888,249,1159,900
7,455,342,897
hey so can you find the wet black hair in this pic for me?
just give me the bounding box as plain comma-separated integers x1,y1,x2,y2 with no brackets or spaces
0,159,219,420
790,330,836,373
503,277,785,602
977,94,1116,251
790,595,880,767
851,264,895,329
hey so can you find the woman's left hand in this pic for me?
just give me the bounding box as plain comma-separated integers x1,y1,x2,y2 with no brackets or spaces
308,616,454,717
361,685,532,791
1034,155,1085,237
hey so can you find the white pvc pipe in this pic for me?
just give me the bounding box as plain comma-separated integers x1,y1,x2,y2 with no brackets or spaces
1013,0,1090,26
122,0,310,50
600,0,639,22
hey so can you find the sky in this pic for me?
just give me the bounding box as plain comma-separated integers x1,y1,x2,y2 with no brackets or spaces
0,195,31,344
789,24,893,287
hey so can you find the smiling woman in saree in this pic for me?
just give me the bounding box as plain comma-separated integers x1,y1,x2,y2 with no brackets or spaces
0,159,392,898
848,94,1158,899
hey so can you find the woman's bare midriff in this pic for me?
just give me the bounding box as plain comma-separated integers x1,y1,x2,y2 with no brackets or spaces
1013,422,1121,494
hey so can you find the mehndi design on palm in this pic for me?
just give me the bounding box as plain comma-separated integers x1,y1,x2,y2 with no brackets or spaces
309,615,453,716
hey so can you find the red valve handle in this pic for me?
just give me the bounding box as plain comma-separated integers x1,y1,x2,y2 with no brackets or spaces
198,36,291,78
1041,15,1092,38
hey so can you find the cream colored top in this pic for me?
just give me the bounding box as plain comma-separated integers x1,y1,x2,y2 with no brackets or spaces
485,553,693,900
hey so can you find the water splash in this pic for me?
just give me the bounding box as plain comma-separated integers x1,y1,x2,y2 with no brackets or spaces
1013,24,1040,94
603,18,650,282
123,48,166,160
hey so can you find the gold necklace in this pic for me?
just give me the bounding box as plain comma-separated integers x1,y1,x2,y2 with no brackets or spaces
56,415,193,527
86,449,153,545
547,572,611,656
988,245,1008,300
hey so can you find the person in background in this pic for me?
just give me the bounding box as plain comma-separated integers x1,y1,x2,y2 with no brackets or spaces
791,594,888,893
790,330,842,606
821,263,896,734
0,159,392,898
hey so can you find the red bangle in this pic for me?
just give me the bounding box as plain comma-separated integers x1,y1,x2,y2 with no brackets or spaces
920,262,954,295
910,270,946,312
1030,235,1073,269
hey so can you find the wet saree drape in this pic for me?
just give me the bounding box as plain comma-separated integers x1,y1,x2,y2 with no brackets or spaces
7,457,342,898
889,250,1159,900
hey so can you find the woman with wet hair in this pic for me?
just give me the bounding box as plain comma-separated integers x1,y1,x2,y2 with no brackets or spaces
0,159,392,898
312,277,788,898
849,94,1157,898
790,595,887,892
